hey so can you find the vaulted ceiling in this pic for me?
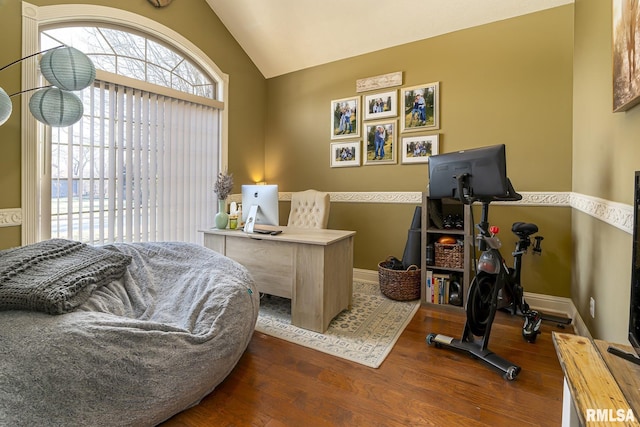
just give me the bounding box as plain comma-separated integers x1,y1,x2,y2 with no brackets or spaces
205,0,574,78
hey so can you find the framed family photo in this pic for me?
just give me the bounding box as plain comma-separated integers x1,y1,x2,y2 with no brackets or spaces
363,120,396,165
330,141,361,168
330,97,360,139
363,90,397,120
401,134,439,164
401,82,439,132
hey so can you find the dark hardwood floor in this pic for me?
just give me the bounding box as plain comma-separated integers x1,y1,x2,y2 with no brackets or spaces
161,304,571,426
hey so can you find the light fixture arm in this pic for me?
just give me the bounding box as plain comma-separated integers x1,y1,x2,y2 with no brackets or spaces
8,85,54,98
0,46,63,73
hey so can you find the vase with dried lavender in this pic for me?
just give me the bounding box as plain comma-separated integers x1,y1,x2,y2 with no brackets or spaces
214,170,233,229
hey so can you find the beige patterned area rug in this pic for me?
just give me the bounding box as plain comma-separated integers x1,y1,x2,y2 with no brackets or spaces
255,281,420,368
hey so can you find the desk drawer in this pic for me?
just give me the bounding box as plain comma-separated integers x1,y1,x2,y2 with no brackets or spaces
226,238,294,298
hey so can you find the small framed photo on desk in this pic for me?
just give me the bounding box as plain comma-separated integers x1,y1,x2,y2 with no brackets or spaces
244,205,259,233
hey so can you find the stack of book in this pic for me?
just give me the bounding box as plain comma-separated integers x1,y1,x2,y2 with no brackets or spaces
425,270,453,305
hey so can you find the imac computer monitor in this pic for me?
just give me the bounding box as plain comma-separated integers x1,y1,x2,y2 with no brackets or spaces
241,184,279,226
428,144,510,202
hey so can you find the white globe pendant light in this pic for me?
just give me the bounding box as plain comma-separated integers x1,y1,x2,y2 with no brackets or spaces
39,46,96,91
0,88,11,126
0,45,95,127
29,87,83,127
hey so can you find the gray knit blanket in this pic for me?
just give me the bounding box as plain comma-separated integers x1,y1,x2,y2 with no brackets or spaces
0,239,132,314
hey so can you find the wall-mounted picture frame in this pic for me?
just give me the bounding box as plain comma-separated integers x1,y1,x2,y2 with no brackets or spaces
363,90,397,120
330,141,361,168
401,82,439,132
401,134,439,164
330,96,360,140
613,0,640,112
363,120,396,165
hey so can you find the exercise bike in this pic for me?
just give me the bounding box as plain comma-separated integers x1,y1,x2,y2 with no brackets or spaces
469,219,544,344
426,175,571,380
479,221,572,341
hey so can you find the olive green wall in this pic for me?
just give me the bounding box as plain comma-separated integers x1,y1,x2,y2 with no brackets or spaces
0,0,266,248
0,0,23,247
572,0,640,342
474,205,573,298
266,6,574,297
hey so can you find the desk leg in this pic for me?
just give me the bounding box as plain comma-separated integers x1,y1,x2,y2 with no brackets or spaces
292,244,324,332
291,237,353,333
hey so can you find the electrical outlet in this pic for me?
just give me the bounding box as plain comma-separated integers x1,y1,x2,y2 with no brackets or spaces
590,297,595,318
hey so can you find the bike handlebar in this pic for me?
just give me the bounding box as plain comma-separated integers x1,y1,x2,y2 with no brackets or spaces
491,178,522,202
456,176,522,204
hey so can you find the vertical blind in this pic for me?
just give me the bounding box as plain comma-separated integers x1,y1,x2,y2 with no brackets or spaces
50,80,219,245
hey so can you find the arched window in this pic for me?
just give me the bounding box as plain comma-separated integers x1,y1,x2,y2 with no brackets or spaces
41,26,217,100
21,3,228,245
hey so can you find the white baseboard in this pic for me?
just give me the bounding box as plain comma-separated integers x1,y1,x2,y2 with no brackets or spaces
524,291,581,336
353,268,379,284
355,268,583,336
523,291,572,318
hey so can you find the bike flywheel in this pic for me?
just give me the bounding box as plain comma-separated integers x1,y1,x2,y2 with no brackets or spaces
467,273,497,336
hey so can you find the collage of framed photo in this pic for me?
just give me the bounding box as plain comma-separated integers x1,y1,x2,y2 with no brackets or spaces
329,79,440,168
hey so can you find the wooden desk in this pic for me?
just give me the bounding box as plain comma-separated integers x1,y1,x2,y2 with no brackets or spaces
202,227,355,333
553,332,640,426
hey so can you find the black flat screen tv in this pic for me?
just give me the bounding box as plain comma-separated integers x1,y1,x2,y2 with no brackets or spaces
428,144,511,202
629,171,640,355
608,171,640,364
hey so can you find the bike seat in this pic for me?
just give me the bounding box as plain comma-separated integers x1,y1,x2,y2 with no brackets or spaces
512,222,538,237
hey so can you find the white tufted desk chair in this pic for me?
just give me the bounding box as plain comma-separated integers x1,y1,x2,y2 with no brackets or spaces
287,190,331,229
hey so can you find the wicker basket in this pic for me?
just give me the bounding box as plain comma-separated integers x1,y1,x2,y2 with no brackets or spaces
378,258,421,301
434,242,464,269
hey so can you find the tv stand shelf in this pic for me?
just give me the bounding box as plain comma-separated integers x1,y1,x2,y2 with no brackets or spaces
420,192,472,307
553,332,640,425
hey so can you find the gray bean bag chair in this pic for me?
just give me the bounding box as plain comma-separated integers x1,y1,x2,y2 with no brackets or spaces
0,240,259,426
